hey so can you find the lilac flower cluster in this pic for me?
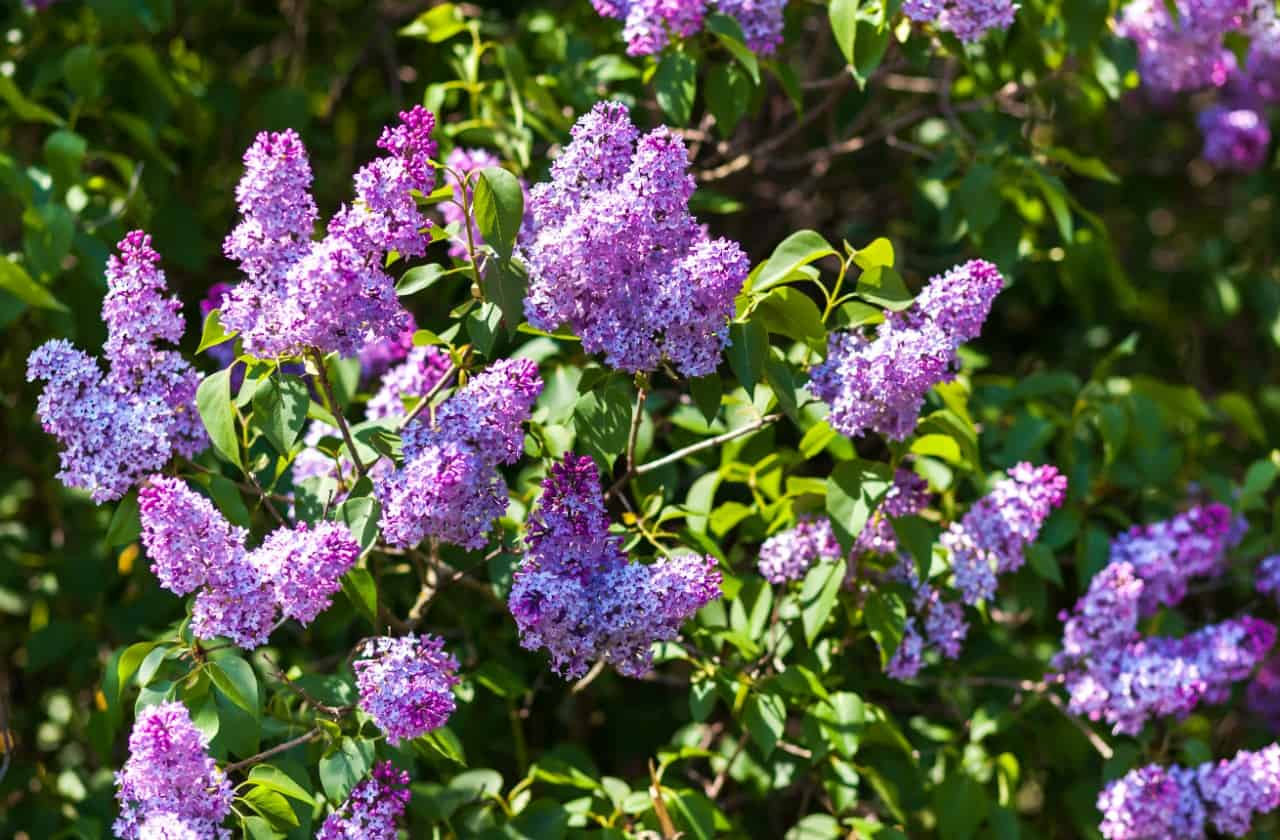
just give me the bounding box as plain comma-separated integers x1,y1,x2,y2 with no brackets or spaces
138,476,359,648
317,762,411,840
592,0,785,56
509,455,722,679
377,358,542,550
756,469,929,583
113,702,232,840
1248,652,1280,728
1098,745,1280,839
810,259,1003,441
902,0,1018,42
358,313,418,382
943,462,1067,604
1256,553,1280,602
27,232,205,503
885,555,970,680
366,345,451,421
1052,558,1275,735
221,109,438,358
353,636,459,745
1110,502,1242,615
1118,0,1278,171
521,102,749,377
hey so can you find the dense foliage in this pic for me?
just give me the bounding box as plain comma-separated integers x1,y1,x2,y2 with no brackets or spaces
6,1,1280,838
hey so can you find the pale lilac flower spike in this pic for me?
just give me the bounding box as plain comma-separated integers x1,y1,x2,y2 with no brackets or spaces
592,0,786,56
810,259,1003,441
509,454,721,679
902,0,1017,42
353,636,460,745
317,761,412,840
521,101,749,377
113,702,232,840
27,231,205,503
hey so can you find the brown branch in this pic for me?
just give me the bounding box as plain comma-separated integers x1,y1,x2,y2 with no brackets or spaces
223,727,321,775
309,349,368,478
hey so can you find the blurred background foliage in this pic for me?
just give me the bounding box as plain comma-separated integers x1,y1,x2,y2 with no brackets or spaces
4,0,1280,837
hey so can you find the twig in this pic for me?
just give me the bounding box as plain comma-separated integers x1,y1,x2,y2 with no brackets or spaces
223,727,321,775
260,653,351,718
309,349,368,478
399,361,459,430
636,414,781,477
571,660,607,694
706,730,751,799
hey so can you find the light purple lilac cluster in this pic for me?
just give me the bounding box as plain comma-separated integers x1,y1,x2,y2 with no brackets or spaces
1247,652,1280,728
138,476,359,648
942,462,1067,604
113,702,232,840
592,0,785,55
756,469,929,583
377,358,541,550
1052,556,1275,735
221,108,438,358
901,0,1017,41
809,259,1004,441
1098,745,1280,839
885,554,970,680
1256,553,1280,602
317,761,411,840
521,102,749,377
27,232,205,503
1110,502,1242,615
1118,0,1277,171
509,455,722,679
358,313,418,382
353,636,459,745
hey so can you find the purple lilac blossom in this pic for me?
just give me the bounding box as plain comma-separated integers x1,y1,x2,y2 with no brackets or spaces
136,813,211,840
317,762,412,840
810,259,1003,441
222,110,437,358
521,102,749,377
882,554,969,679
1246,652,1280,728
27,232,205,503
757,469,929,583
1052,560,1276,736
593,0,784,55
1199,105,1272,171
366,345,451,421
508,455,722,679
902,0,1018,41
138,476,359,648
1116,0,1248,94
353,636,459,745
113,702,232,840
378,358,541,550
886,619,926,680
1109,502,1241,616
943,462,1067,605
1098,745,1280,839
1258,554,1280,602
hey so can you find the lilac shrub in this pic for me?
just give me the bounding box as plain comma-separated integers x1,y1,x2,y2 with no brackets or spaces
592,0,786,55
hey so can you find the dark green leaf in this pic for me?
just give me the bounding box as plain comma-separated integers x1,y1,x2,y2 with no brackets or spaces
106,491,141,547
855,266,913,311
484,256,528,336
744,692,786,757
757,286,826,351
754,230,837,294
727,320,769,396
248,764,314,804
253,375,309,455
0,257,66,311
466,301,504,357
243,786,299,829
208,657,259,718
705,63,751,138
655,52,697,126
864,590,907,668
474,167,524,262
197,368,242,470
690,374,723,425
799,559,844,645
704,13,760,82
573,378,633,471
340,567,377,626
319,737,375,803
825,460,893,551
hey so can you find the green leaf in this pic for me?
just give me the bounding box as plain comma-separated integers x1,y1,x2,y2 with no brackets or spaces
1041,146,1120,183
399,3,466,41
890,515,939,580
248,764,314,804
253,375,309,455
208,657,259,718
197,368,242,470
786,814,842,840
855,266,913,310
0,75,64,125
484,255,527,336
473,167,524,262
814,691,864,758
957,163,1000,234
340,567,378,626
574,378,633,471
0,256,66,310
397,263,456,297
106,491,142,547
116,641,160,700
466,301,504,357
864,590,908,668
1026,543,1063,587
825,460,893,551
63,45,103,100
705,62,752,137
853,237,894,271
764,354,801,424
416,727,467,765
336,496,380,554
744,692,786,757
243,785,299,829
655,52,697,126
197,308,236,353
799,559,845,645
206,474,252,529
44,130,87,190
319,738,375,803
727,320,769,396
705,13,760,82
754,230,837,294
934,773,990,840
690,374,723,425
757,286,826,351
829,0,860,69
242,816,284,840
